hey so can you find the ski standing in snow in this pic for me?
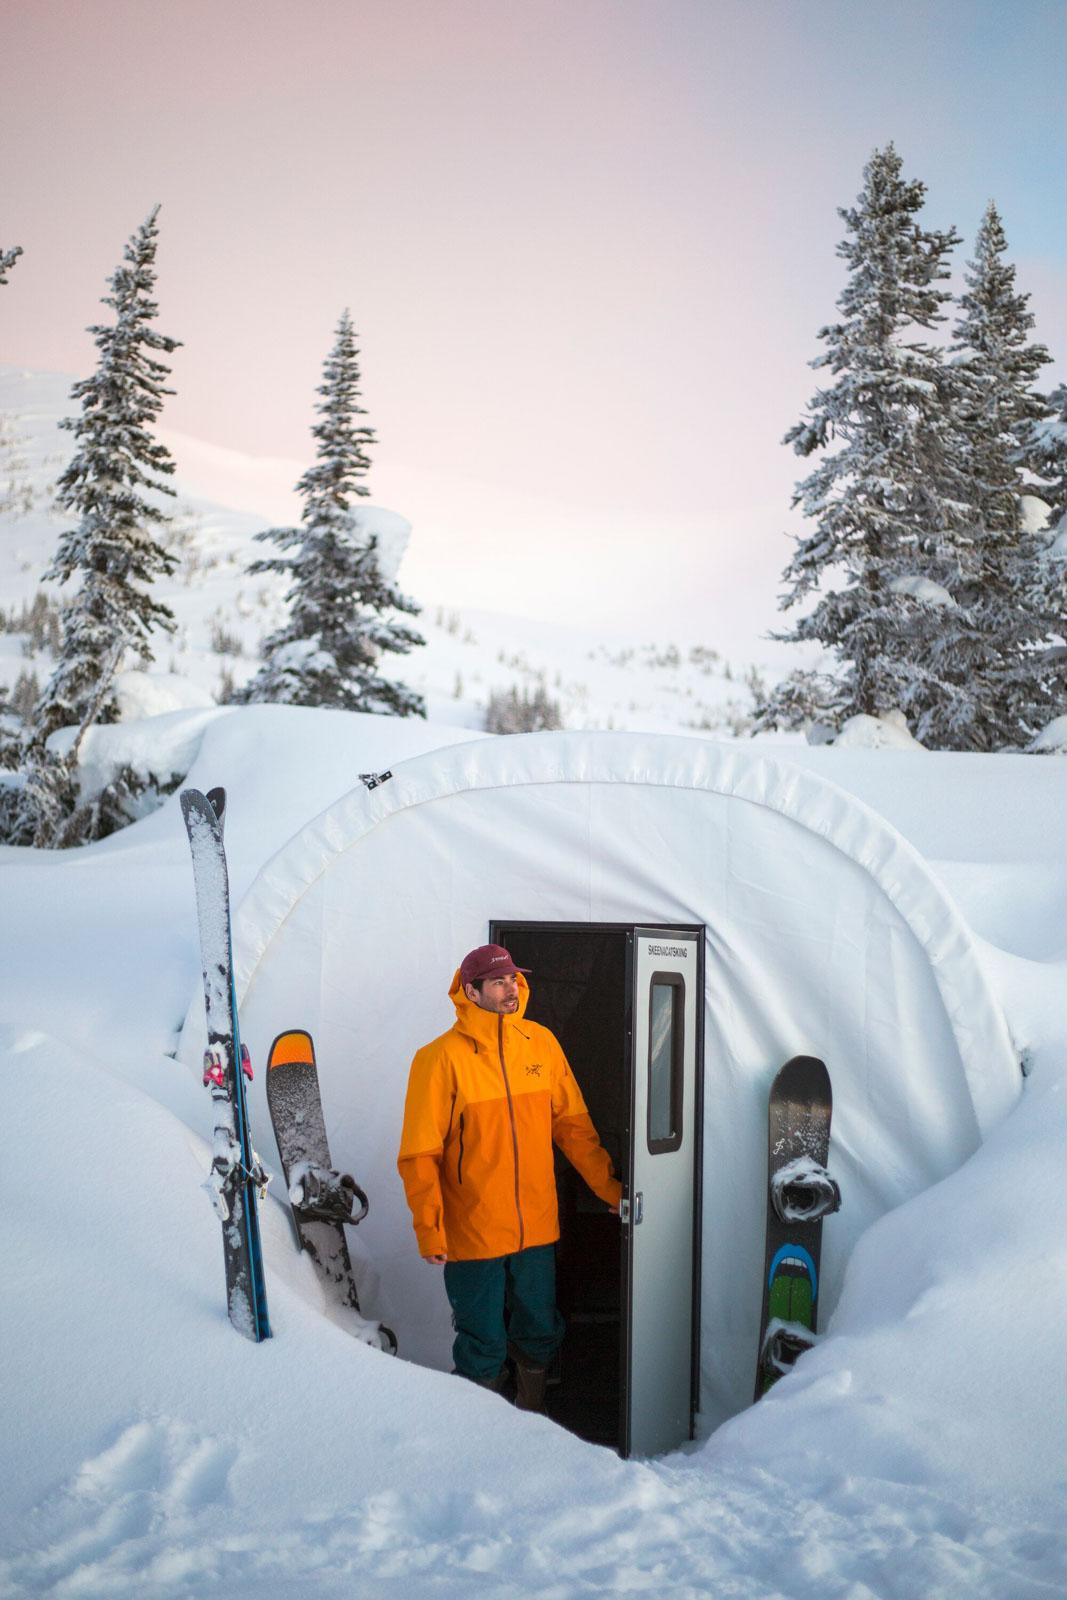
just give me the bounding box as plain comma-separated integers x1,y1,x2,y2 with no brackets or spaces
181,786,271,1342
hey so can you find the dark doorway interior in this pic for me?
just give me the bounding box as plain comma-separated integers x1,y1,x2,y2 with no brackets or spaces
492,923,630,1449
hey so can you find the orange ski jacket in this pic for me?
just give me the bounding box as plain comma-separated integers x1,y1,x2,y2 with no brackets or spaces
398,972,622,1261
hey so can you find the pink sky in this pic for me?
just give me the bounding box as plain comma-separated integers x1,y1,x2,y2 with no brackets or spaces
3,0,1065,652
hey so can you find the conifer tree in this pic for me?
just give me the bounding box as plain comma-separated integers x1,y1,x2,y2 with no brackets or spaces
30,206,180,748
237,311,425,715
758,145,964,732
2,210,179,848
927,201,1063,748
0,241,22,284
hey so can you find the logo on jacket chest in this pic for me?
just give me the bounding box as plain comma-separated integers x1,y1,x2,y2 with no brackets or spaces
525,1062,544,1078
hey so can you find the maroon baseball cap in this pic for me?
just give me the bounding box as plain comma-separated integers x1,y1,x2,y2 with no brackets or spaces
459,944,531,988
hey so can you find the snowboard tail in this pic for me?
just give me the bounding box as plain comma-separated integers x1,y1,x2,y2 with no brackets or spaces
267,1029,396,1353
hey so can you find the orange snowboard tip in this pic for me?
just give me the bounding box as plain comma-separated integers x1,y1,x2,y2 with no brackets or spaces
268,1029,315,1069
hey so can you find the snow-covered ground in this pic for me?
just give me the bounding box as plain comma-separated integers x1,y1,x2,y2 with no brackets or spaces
1,702,1066,1599
3,364,1067,1598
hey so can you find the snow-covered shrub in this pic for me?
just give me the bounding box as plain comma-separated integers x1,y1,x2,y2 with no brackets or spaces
485,682,564,735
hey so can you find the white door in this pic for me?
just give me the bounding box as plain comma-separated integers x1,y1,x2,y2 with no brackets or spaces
624,928,700,1456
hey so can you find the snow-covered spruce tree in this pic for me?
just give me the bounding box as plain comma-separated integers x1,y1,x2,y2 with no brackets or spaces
30,206,180,747
236,311,425,715
927,201,1064,749
0,241,22,284
8,209,180,846
756,145,965,735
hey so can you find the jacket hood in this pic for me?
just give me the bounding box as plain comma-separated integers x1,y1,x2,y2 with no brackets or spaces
448,967,530,1044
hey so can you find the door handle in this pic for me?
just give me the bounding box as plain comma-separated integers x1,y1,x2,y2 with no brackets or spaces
620,1192,643,1225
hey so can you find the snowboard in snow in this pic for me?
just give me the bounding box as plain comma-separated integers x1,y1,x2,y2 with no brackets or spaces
181,786,271,1343
754,1055,840,1400
266,1029,396,1352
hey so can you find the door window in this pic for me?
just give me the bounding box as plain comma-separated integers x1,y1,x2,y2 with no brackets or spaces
647,973,684,1153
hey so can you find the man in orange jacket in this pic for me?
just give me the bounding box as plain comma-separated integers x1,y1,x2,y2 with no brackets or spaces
398,943,622,1408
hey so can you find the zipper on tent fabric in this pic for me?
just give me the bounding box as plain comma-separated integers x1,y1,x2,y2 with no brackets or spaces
497,1017,525,1250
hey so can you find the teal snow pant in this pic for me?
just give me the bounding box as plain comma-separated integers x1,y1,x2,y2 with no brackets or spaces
443,1244,565,1381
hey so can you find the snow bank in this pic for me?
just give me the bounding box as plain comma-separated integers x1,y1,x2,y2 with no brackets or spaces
1028,713,1067,754
112,670,216,720
49,707,225,814
831,709,925,750
2,1026,1064,1598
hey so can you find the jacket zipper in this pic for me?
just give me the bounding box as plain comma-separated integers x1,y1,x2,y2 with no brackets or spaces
457,1112,465,1185
498,1015,525,1250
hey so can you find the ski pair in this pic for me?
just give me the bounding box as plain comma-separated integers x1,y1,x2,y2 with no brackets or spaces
181,787,393,1351
754,1055,842,1400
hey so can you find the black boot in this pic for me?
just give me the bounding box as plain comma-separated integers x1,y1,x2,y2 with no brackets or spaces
456,1367,509,1394
507,1342,548,1412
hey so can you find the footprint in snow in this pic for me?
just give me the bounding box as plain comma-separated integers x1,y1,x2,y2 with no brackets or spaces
0,1417,239,1599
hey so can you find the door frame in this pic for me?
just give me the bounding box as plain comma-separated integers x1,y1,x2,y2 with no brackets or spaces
490,919,704,1456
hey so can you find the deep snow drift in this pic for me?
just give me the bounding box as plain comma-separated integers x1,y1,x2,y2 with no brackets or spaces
2,705,1066,1599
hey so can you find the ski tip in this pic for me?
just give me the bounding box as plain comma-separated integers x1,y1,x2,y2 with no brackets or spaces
206,786,227,822
268,1029,316,1070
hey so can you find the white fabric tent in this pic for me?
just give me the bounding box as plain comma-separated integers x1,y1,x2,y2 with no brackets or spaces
184,731,1020,1426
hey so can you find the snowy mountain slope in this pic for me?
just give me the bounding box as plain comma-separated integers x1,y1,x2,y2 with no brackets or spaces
1,707,1066,1598
0,365,771,738
0,365,412,711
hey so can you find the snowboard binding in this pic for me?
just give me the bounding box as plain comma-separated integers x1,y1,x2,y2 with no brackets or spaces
770,1155,841,1225
759,1317,816,1381
288,1162,370,1226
